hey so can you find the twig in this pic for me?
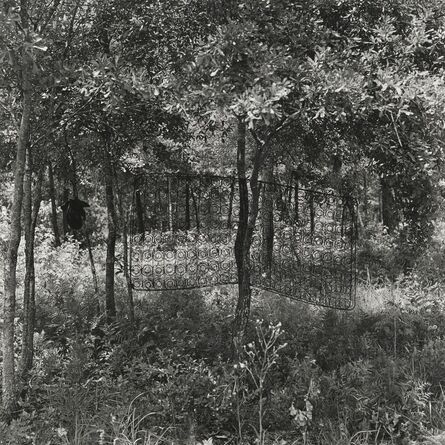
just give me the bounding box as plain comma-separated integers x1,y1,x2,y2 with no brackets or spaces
390,111,403,148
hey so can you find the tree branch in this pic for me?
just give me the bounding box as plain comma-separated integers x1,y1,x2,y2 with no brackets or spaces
62,0,82,60
390,112,403,148
37,0,63,33
272,109,300,135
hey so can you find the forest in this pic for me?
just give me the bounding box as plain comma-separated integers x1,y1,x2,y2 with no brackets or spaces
1,0,445,444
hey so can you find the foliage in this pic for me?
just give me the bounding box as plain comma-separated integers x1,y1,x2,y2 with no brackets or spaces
2,240,445,443
2,0,445,442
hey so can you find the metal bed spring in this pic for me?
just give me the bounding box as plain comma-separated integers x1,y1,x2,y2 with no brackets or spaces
129,173,357,310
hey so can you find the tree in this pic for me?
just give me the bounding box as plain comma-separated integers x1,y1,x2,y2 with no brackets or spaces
0,0,88,415
19,147,44,379
174,0,445,345
174,15,302,345
1,0,34,418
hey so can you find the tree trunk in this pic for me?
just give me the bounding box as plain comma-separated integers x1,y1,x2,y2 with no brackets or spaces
185,180,191,230
154,189,161,228
167,177,173,231
363,171,368,224
276,187,287,221
62,187,69,235
309,192,315,239
2,6,32,416
331,154,342,192
20,153,32,381
103,134,117,322
134,176,145,236
234,119,249,348
294,170,300,222
47,161,61,246
190,188,200,231
117,187,135,325
65,132,78,198
20,158,43,381
261,159,274,279
381,176,398,233
233,118,263,350
121,214,135,325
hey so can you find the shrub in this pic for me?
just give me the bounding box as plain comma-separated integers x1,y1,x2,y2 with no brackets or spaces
416,339,445,395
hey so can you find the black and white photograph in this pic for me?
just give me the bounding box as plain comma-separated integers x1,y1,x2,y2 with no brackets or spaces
1,0,445,443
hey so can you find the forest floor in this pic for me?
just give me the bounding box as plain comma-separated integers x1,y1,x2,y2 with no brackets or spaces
0,236,444,444
0,279,444,445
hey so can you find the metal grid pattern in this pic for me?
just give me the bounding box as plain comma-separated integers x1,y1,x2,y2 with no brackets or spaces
129,174,356,309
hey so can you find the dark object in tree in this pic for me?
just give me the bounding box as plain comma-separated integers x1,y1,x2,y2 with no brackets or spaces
61,198,90,230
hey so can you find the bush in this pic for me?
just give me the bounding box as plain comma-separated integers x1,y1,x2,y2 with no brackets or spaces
416,339,445,395
4,264,445,445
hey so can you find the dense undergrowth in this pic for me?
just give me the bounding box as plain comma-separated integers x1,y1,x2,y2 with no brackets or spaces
1,284,445,444
1,232,445,444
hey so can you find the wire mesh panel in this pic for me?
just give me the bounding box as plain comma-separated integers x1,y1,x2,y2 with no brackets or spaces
130,174,356,309
130,175,239,290
252,181,357,309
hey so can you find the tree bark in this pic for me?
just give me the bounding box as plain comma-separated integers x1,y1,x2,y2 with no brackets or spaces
190,188,200,231
185,180,191,230
167,177,173,231
117,187,135,325
331,154,342,192
260,159,274,279
276,187,287,221
134,176,145,236
20,158,43,381
294,170,300,222
122,214,135,325
47,160,61,246
233,119,250,351
103,133,117,322
65,133,78,198
233,118,264,350
363,171,368,224
2,2,32,417
20,153,32,380
62,187,69,235
309,192,315,239
381,176,398,233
